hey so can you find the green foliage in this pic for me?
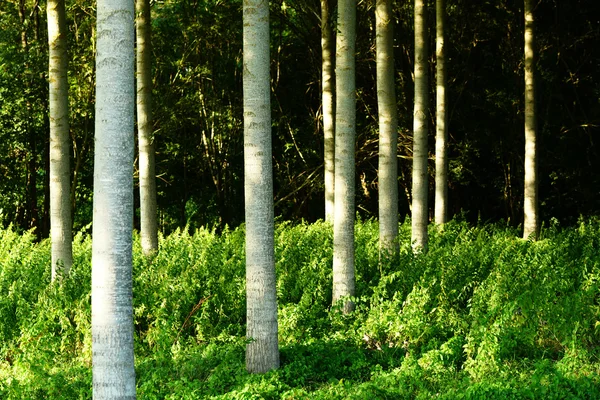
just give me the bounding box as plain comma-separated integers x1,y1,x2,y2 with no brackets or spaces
0,0,49,235
0,220,599,398
133,226,247,351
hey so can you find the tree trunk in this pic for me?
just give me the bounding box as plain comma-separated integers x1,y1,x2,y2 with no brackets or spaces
435,0,448,226
412,0,429,252
25,132,43,240
47,0,73,280
42,141,51,239
18,0,28,49
333,0,356,313
322,0,335,223
92,0,136,397
18,0,41,240
523,0,538,240
243,0,280,374
136,0,158,255
376,0,399,258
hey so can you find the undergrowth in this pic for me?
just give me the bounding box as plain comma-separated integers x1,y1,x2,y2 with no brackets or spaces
0,218,598,399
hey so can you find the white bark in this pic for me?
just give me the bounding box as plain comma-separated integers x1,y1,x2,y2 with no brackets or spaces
243,0,280,373
412,0,429,252
333,0,356,313
322,0,335,223
92,0,136,397
376,0,399,258
136,0,158,255
47,0,72,281
523,0,538,240
435,0,448,225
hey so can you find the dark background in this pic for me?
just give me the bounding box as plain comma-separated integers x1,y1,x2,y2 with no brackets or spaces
0,0,598,238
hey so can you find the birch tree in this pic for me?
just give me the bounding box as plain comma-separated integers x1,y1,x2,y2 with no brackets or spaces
376,0,399,257
523,0,538,240
435,0,448,225
136,0,158,255
412,0,429,251
47,0,72,280
333,0,356,313
243,0,280,373
92,0,136,397
322,0,335,223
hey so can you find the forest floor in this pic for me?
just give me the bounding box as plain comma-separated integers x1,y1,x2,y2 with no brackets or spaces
0,218,599,399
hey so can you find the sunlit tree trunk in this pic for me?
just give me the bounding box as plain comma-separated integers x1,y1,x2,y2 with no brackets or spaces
435,0,448,226
412,0,429,251
243,0,280,373
333,0,356,313
322,0,335,223
92,0,136,397
136,0,158,255
47,0,72,280
523,0,538,240
376,0,398,257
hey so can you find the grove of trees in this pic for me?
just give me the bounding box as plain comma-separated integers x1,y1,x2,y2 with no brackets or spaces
0,0,599,397
1,0,598,237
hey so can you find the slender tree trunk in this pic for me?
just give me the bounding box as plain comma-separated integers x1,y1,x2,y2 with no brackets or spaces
26,135,40,237
333,0,356,313
376,0,399,257
412,0,429,251
47,0,73,280
18,0,41,239
435,0,448,226
243,0,280,374
92,0,136,397
42,143,50,238
18,0,28,49
322,0,335,223
523,0,538,240
136,0,158,255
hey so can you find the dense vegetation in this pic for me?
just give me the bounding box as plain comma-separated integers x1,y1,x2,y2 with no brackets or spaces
0,219,598,399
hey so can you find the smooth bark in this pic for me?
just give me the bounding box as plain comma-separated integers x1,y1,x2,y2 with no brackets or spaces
243,0,280,373
412,0,429,251
332,0,356,313
47,0,72,280
435,0,449,225
523,0,538,240
322,0,335,223
376,0,399,257
136,0,158,255
92,0,136,397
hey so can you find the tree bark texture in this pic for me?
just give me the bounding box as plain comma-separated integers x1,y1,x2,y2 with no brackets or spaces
243,0,280,374
376,0,399,258
333,0,356,313
523,0,538,240
412,0,429,252
136,0,158,255
322,0,335,223
435,0,449,226
47,0,73,280
92,0,137,397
